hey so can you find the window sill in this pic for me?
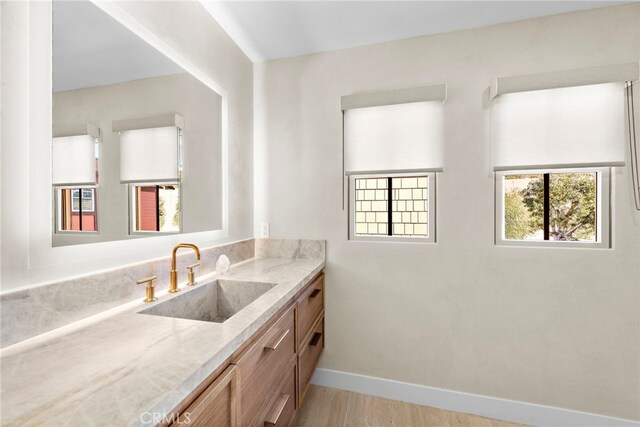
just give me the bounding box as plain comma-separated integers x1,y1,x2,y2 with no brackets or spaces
349,235,436,244
495,239,610,249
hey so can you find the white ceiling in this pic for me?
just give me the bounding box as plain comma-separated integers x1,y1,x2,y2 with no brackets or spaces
201,1,628,62
53,0,183,92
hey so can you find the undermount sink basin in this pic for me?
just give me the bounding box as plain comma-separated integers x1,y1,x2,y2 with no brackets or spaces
139,279,277,323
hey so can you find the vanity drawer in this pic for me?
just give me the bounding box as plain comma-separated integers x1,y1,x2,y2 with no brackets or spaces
235,305,295,426
172,364,237,427
296,273,324,348
298,315,324,406
262,360,297,427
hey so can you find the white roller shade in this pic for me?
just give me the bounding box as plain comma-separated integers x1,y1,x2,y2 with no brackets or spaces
120,126,180,183
344,101,444,174
52,135,97,186
492,82,626,171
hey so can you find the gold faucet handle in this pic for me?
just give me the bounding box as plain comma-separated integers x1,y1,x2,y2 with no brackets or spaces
136,275,157,285
187,263,200,286
137,275,158,303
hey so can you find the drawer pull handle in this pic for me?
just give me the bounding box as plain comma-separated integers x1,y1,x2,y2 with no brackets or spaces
309,288,321,299
265,329,290,351
265,393,290,425
310,331,322,347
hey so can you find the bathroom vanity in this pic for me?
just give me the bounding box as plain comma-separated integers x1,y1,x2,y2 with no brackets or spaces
169,272,324,426
0,240,326,427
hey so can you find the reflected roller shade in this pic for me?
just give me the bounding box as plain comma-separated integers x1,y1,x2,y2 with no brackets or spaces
344,101,444,174
120,126,179,183
52,135,97,186
492,82,626,171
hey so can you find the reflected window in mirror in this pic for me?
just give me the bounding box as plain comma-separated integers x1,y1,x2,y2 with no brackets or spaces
130,184,181,233
52,0,223,247
52,128,100,234
56,188,98,232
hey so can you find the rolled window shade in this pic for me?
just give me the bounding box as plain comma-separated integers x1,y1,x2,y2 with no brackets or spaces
52,135,97,186
492,82,626,171
344,101,444,174
120,126,180,183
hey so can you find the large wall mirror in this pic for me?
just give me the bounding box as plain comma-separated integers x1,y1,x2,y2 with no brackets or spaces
52,0,223,247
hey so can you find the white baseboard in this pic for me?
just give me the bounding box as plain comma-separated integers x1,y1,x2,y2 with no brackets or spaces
311,368,639,427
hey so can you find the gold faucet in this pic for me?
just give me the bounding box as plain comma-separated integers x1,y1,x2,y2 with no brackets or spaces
169,243,201,293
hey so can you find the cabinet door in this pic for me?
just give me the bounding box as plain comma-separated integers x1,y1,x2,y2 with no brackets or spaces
263,361,297,427
234,305,296,426
173,365,237,427
298,315,324,406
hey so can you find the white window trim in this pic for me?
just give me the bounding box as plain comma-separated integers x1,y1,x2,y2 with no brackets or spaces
495,167,611,249
349,171,437,243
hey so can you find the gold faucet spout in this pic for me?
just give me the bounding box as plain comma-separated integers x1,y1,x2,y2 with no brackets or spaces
169,243,201,293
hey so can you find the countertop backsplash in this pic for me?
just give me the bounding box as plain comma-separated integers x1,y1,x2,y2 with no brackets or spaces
0,239,255,348
0,238,327,349
255,238,326,259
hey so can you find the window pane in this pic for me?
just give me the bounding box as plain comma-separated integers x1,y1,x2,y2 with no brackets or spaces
354,177,388,236
503,172,598,242
136,186,158,231
549,172,596,241
133,185,180,233
391,176,428,237
158,185,180,233
71,189,80,212
80,189,96,231
81,189,95,213
504,174,544,240
58,188,97,232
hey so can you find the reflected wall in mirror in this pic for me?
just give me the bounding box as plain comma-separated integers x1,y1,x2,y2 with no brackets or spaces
52,0,222,247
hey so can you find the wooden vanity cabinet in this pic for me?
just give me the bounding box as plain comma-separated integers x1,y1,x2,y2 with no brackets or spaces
169,271,324,427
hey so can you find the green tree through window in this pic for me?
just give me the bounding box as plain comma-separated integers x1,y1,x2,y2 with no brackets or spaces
505,172,597,241
505,190,532,240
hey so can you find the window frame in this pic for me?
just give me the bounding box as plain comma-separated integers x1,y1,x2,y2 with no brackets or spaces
495,167,611,249
348,172,437,243
53,186,99,234
128,182,183,235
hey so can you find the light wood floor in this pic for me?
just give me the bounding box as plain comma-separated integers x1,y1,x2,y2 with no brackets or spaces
295,385,527,427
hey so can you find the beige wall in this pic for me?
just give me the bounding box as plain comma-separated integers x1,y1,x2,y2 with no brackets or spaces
52,73,223,246
1,1,254,290
254,4,640,420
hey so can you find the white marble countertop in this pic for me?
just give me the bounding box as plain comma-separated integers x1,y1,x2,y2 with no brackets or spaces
0,256,325,427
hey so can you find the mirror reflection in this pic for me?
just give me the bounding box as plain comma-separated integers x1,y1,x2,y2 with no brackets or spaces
52,0,223,247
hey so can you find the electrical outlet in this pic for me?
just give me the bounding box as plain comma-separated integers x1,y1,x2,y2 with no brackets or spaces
260,223,270,238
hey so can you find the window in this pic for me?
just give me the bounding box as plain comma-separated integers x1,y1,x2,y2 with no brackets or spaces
342,85,445,243
350,173,435,242
496,168,610,248
490,77,624,249
130,184,181,233
56,187,97,232
71,189,95,212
